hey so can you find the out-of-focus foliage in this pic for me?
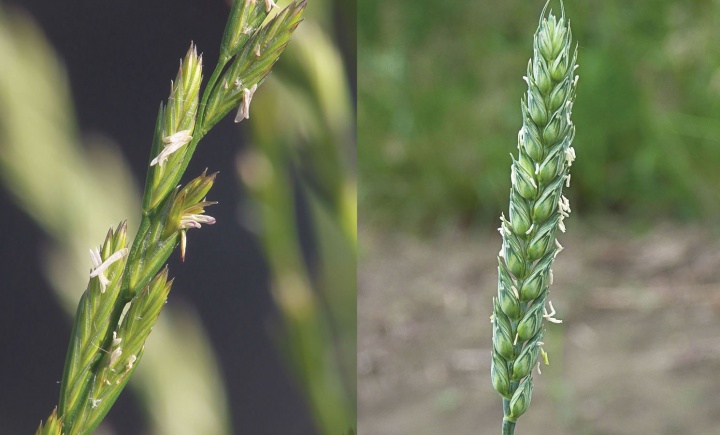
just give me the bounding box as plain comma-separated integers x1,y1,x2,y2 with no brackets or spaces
238,0,357,433
359,0,720,231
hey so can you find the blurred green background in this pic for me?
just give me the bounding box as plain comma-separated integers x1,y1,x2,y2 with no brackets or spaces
359,0,720,231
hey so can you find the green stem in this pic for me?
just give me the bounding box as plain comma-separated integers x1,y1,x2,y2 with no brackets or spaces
501,397,515,435
197,55,230,128
121,214,152,296
502,419,516,435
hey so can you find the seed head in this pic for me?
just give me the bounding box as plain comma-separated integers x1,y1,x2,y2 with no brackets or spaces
491,1,578,428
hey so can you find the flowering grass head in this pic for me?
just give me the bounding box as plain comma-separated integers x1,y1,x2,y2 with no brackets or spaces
490,1,578,433
36,1,305,433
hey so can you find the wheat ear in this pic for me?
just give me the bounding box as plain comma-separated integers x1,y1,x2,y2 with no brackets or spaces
490,1,578,433
35,2,305,434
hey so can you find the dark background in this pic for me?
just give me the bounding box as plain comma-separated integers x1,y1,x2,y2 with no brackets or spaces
0,0,326,433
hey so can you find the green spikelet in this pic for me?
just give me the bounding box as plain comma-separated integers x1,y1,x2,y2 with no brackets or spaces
490,1,578,433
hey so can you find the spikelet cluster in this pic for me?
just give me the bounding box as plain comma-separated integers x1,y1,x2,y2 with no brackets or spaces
36,1,305,433
490,1,578,430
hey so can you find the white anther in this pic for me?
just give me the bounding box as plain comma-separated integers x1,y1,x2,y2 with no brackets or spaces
535,163,540,175
91,398,102,409
150,129,193,167
525,223,535,235
89,247,129,293
264,0,279,12
234,84,258,123
549,269,554,285
500,214,512,235
565,174,571,187
179,214,216,229
558,216,566,233
126,355,137,371
112,331,122,347
543,300,563,324
559,195,571,213
513,333,519,346
109,347,122,366
565,146,576,166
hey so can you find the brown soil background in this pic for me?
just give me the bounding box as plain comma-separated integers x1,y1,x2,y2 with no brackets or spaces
358,220,720,434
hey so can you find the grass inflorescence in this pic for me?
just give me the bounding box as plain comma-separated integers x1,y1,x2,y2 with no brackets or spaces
490,1,578,433
35,1,305,434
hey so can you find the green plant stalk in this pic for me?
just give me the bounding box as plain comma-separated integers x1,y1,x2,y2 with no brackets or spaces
37,1,305,433
243,139,355,434
241,19,357,429
490,1,578,433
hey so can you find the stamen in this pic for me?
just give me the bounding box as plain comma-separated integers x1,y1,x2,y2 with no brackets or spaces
540,347,549,365
108,347,122,366
89,247,129,293
565,146,576,166
543,300,563,324
126,355,137,371
150,130,193,166
234,84,258,123
264,0,279,12
180,214,216,228
180,230,187,262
